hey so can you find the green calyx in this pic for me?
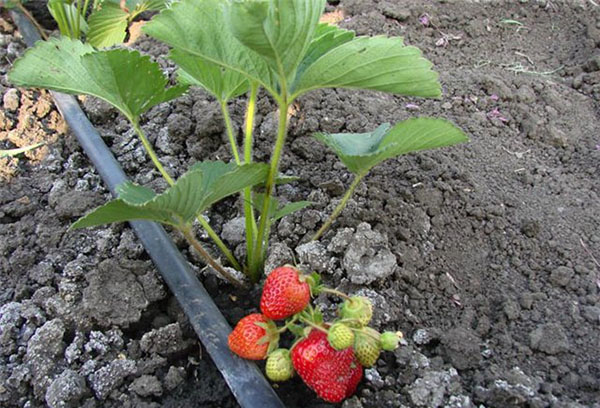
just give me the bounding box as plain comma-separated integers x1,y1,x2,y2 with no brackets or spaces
380,331,402,351
327,322,355,350
266,348,294,382
255,319,281,355
339,296,373,327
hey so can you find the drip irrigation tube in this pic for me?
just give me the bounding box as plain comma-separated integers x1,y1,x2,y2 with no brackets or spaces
10,9,285,408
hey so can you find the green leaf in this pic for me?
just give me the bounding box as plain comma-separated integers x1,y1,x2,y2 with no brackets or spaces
171,49,248,102
144,0,277,94
252,193,311,221
72,161,269,229
189,161,269,211
291,36,441,99
8,37,187,122
227,0,325,81
104,0,171,12
47,0,89,37
295,23,355,81
86,2,129,48
273,201,312,221
0,142,45,158
314,118,468,175
116,181,156,205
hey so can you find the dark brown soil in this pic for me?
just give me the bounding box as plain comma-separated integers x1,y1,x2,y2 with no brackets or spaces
1,1,599,407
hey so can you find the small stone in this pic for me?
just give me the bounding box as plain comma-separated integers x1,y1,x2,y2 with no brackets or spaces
380,2,411,21
440,328,481,370
221,217,246,245
342,396,364,408
45,370,89,408
295,241,331,273
25,319,65,398
129,375,163,398
581,306,600,324
503,299,521,320
82,259,149,327
3,88,19,112
163,366,186,391
140,323,192,356
407,368,459,407
264,243,294,275
529,323,569,355
89,359,137,400
327,227,354,254
342,223,397,285
413,329,434,345
549,266,574,287
521,220,540,238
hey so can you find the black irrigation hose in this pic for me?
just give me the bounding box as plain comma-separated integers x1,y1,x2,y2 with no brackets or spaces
10,9,286,408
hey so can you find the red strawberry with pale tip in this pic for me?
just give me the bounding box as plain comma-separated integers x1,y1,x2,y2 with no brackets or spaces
260,266,311,320
291,328,363,403
228,313,278,360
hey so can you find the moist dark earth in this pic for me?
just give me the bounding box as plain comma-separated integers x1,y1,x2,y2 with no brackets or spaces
1,0,600,407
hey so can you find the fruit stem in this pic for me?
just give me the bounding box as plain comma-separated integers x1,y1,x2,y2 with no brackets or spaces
276,315,299,334
319,287,351,300
299,318,328,334
352,327,381,342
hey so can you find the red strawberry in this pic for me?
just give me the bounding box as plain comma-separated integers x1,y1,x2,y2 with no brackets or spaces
260,266,310,320
291,329,363,403
228,313,278,360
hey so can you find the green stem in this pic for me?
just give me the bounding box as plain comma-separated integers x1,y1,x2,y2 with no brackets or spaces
250,101,289,279
220,101,241,165
132,120,175,186
243,82,259,268
181,226,246,288
196,216,242,271
298,316,328,334
133,121,239,271
75,0,83,38
276,315,299,334
312,173,365,241
319,287,351,300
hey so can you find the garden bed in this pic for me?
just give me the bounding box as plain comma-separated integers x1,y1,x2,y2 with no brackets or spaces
1,1,599,407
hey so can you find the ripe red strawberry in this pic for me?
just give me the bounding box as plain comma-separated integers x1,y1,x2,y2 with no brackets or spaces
228,313,278,360
291,329,363,403
260,266,310,320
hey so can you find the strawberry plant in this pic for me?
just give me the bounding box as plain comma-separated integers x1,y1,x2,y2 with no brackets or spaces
229,265,404,403
9,0,468,283
47,0,170,48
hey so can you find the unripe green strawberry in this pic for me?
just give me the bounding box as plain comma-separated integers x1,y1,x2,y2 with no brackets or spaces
327,322,354,350
266,349,294,382
354,327,381,367
380,331,402,351
339,296,373,327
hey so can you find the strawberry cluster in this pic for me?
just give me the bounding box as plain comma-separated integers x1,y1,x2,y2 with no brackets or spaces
228,265,403,403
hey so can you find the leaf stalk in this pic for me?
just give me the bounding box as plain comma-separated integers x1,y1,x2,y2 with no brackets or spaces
243,82,260,267
181,226,246,288
250,100,289,279
312,173,365,241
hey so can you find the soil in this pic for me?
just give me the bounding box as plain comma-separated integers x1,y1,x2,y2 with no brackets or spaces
1,1,599,407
